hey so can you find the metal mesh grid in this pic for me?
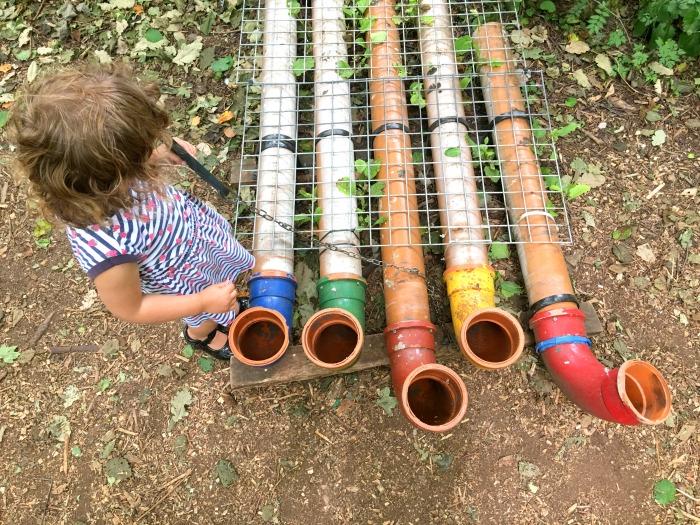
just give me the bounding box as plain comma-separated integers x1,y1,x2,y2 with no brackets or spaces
231,0,572,250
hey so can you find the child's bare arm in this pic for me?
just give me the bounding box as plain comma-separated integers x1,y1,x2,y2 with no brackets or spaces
93,263,238,324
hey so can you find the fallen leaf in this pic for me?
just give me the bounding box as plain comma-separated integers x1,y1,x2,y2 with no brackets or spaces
565,40,590,55
651,129,666,146
217,110,234,124
594,53,613,75
636,244,656,263
648,61,673,76
26,61,39,83
105,457,132,485
168,388,193,430
173,38,203,67
0,64,12,74
572,69,591,89
518,461,541,478
214,459,239,487
61,385,82,408
676,424,695,444
47,415,71,442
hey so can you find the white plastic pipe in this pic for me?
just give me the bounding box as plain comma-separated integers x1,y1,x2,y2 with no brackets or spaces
252,0,298,275
312,0,362,278
418,0,486,270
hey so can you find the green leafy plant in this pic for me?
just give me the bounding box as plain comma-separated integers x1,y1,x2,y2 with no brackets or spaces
0,344,20,364
489,242,510,260
409,81,426,108
376,387,397,415
586,1,611,36
634,0,700,56
33,218,53,249
292,57,314,77
653,479,676,505
337,59,354,79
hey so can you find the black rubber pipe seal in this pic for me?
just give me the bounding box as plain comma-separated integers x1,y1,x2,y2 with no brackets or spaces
490,110,531,128
427,116,471,132
528,293,580,320
371,122,411,138
260,134,296,153
315,128,351,144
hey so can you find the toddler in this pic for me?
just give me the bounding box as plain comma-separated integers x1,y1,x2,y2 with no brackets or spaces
9,65,254,359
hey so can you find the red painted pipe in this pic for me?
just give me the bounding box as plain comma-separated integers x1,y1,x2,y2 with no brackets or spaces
475,23,671,425
531,309,671,424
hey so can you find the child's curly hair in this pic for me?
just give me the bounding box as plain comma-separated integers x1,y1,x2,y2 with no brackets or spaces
9,64,170,228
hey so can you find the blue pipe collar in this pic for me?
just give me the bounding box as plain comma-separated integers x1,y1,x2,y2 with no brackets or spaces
535,335,591,354
249,274,296,331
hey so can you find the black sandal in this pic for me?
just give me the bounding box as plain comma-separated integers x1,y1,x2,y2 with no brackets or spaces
183,325,232,361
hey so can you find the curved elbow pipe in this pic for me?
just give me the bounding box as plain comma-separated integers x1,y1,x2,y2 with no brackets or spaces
474,22,671,423
531,308,671,424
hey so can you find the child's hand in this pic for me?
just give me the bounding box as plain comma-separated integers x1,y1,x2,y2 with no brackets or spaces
198,281,239,314
150,138,198,166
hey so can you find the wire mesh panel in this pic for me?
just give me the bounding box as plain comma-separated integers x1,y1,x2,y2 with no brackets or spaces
231,0,572,250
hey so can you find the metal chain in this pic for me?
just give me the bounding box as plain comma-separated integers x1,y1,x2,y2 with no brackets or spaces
229,190,430,281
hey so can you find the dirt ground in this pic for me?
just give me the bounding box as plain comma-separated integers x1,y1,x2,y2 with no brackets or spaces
1,1,699,524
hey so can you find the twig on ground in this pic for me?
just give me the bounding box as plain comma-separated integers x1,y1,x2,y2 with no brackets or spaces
50,344,99,355
137,469,192,522
28,311,57,347
40,479,53,525
580,128,604,146
62,433,70,474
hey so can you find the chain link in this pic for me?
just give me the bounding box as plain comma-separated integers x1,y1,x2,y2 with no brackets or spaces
230,190,430,281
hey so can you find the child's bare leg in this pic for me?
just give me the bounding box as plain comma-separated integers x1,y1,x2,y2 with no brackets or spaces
187,319,227,349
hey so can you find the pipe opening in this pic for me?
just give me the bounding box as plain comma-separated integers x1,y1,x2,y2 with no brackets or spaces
229,307,289,366
461,309,524,369
618,361,672,424
302,308,363,369
313,324,358,364
404,367,466,429
238,321,285,362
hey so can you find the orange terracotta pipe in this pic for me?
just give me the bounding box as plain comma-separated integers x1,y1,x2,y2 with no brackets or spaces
369,0,467,432
474,23,671,424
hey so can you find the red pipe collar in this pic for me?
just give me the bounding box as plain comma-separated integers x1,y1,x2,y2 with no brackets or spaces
530,308,671,425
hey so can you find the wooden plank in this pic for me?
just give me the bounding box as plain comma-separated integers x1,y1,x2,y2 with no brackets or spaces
229,301,603,390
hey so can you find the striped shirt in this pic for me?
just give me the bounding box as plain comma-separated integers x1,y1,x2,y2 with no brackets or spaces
66,185,254,327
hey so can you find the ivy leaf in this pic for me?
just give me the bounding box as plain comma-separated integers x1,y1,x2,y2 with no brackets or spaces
336,177,355,196
0,344,20,364
168,388,193,430
376,387,397,416
368,158,381,179
444,147,461,158
454,35,473,54
337,59,354,79
538,0,556,13
500,281,523,299
144,28,163,43
653,479,676,505
489,242,510,260
370,31,387,44
215,459,239,487
198,356,214,373
211,56,233,73
292,57,314,77
551,121,581,140
369,181,385,197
